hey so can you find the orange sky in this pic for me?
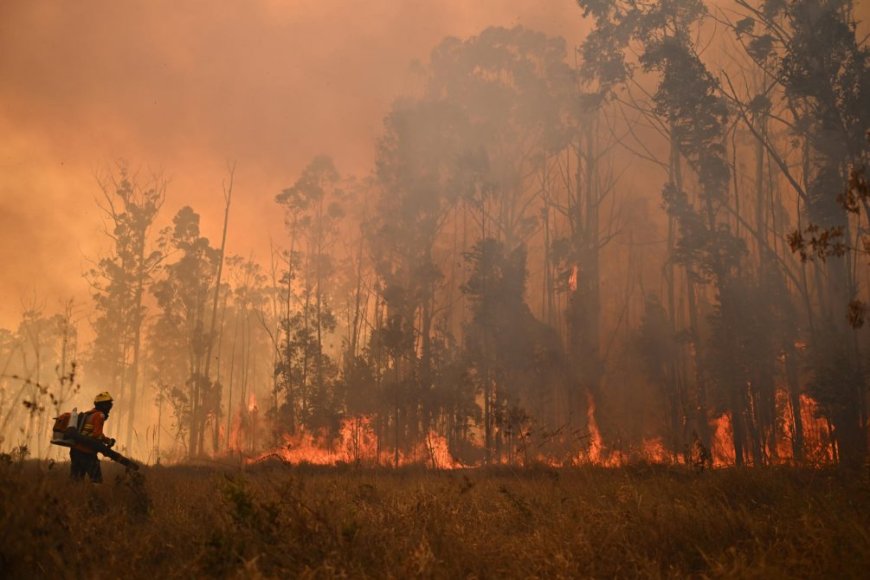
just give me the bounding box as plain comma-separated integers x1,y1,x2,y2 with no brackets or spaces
0,0,585,329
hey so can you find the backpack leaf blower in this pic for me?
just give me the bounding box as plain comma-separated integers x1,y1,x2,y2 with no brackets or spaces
51,409,140,470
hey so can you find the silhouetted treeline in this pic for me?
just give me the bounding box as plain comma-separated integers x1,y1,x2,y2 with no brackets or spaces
1,0,866,468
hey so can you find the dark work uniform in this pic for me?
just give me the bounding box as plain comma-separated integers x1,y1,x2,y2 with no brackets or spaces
69,408,110,483
70,448,102,482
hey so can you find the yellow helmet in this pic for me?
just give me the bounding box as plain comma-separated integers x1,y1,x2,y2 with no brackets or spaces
94,392,114,404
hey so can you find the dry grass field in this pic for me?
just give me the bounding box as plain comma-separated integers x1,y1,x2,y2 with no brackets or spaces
1,454,868,578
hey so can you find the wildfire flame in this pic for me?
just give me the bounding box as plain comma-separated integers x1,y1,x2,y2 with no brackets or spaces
641,437,671,463
574,392,627,467
711,413,735,467
243,392,836,470
248,416,464,469
709,391,835,467
568,265,579,292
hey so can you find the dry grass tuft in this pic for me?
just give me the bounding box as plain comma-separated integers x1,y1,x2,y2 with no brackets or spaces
1,455,867,578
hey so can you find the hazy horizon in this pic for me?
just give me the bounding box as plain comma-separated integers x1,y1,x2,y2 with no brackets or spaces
0,0,584,329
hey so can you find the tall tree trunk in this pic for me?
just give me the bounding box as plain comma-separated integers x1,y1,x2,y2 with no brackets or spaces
583,117,601,406
197,165,233,457
125,237,147,452
283,229,298,435
784,345,805,462
225,306,241,452
213,289,230,453
730,388,746,467
419,246,434,438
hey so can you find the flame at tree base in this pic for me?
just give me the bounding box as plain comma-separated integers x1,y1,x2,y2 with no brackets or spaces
244,391,837,470
709,391,835,467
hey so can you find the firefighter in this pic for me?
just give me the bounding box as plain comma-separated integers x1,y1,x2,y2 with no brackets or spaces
70,392,117,483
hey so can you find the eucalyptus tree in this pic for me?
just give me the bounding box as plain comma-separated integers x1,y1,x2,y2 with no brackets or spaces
635,294,682,456
426,26,574,249
148,206,219,458
275,156,345,435
424,26,577,455
576,0,776,461
221,255,270,452
369,97,482,455
201,166,233,452
88,165,164,451
728,0,869,466
461,238,565,463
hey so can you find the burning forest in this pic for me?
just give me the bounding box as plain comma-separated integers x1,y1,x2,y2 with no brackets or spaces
0,0,868,577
